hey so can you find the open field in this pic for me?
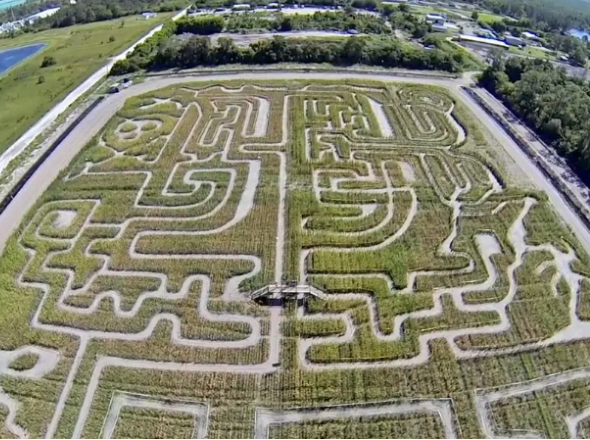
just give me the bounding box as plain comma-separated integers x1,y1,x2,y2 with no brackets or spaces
476,12,505,24
0,14,173,156
1,76,590,438
508,45,557,61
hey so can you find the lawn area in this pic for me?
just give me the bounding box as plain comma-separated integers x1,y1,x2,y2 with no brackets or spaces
508,45,556,61
0,13,174,154
477,11,505,24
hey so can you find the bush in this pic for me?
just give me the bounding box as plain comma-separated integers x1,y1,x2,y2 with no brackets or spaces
40,56,56,68
37,75,45,84
110,59,140,76
175,15,225,35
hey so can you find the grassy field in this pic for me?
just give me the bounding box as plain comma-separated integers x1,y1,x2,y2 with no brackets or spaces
0,13,174,155
1,79,590,438
509,45,557,60
477,11,506,24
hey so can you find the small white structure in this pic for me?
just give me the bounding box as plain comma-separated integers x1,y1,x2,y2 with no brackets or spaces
232,3,250,10
266,2,280,9
141,11,157,19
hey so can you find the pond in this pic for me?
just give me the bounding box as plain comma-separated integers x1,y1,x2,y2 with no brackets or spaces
0,0,28,10
568,28,590,40
0,43,46,75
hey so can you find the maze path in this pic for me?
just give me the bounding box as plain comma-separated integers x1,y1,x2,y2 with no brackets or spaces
1,81,589,438
254,400,458,439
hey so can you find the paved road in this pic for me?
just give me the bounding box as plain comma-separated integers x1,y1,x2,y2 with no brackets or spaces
1,71,590,263
0,7,189,174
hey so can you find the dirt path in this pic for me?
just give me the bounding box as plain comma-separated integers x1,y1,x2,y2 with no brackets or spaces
3,72,590,438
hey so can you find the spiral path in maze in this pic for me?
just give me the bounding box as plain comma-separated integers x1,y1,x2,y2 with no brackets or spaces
2,80,590,438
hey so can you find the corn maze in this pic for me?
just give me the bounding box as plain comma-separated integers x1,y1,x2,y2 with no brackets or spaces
2,79,590,438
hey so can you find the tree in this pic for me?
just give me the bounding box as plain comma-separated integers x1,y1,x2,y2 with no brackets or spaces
341,36,366,64
412,23,430,38
177,36,211,67
571,45,588,66
40,56,56,68
471,11,479,20
381,4,395,18
37,75,45,84
397,3,409,13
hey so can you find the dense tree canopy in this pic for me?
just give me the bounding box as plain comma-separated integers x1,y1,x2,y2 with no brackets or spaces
479,53,590,181
0,0,184,29
111,19,473,76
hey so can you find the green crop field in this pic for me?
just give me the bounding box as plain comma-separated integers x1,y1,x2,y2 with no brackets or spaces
0,13,174,156
1,78,590,438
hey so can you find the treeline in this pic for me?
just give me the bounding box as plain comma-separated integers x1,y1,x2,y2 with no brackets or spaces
111,25,469,74
1,0,184,30
479,54,590,179
463,0,590,31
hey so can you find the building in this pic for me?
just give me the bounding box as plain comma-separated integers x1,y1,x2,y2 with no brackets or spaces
141,11,157,19
426,13,447,25
266,2,280,8
454,34,509,49
504,34,524,46
475,28,497,39
432,22,460,32
232,3,250,10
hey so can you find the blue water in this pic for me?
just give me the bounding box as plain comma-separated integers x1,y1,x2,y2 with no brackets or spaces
0,0,27,10
0,43,46,75
568,28,590,40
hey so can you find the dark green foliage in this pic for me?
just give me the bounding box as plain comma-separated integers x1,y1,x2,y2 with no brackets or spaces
40,55,56,68
112,26,470,74
176,15,225,35
479,53,590,183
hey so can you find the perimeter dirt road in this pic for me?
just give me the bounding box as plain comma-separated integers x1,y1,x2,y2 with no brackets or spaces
1,70,590,261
